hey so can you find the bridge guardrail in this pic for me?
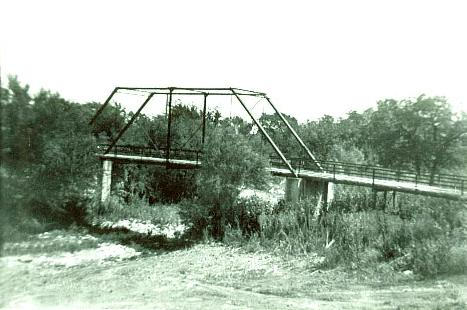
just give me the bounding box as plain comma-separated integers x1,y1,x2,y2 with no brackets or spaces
97,145,465,195
97,144,203,164
270,156,466,194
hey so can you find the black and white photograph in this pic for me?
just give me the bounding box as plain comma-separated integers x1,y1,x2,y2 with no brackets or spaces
1,1,466,309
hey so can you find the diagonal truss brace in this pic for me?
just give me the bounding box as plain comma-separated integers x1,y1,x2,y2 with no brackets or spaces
263,96,324,172
103,93,155,154
89,87,120,125
231,88,298,177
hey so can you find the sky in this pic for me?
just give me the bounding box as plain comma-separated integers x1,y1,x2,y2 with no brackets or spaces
1,0,466,122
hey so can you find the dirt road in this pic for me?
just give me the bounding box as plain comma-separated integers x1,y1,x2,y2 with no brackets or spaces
1,229,466,309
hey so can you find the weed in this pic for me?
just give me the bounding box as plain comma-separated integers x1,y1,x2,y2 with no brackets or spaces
221,185,467,278
88,196,181,227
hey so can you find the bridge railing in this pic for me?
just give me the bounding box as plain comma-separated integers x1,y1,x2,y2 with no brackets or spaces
97,145,465,194
269,156,466,194
97,144,203,164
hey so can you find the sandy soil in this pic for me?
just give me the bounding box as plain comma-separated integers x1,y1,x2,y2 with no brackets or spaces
1,229,466,310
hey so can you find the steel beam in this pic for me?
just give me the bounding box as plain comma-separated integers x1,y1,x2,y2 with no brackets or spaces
166,88,173,165
231,89,297,177
104,93,155,154
202,93,207,145
119,87,253,91
115,87,263,96
89,87,119,125
264,96,323,172
128,91,260,96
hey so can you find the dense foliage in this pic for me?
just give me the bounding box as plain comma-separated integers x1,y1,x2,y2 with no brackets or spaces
1,77,99,231
179,126,270,238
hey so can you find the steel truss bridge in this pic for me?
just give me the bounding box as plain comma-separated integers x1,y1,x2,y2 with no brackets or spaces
91,87,467,201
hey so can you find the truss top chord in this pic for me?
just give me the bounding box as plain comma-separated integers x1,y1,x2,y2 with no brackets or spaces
114,87,266,97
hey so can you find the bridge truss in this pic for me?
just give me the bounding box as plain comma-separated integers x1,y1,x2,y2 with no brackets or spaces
90,87,467,201
90,87,323,177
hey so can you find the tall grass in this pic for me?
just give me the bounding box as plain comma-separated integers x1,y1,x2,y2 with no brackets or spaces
88,195,181,226
223,185,467,277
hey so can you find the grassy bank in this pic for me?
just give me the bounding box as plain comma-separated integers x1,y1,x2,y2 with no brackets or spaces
3,171,466,280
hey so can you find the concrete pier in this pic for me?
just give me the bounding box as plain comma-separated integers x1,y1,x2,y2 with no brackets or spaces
284,177,301,202
284,177,334,216
101,160,113,203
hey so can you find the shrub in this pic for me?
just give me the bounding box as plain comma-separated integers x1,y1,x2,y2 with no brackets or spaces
255,198,325,255
181,126,270,239
112,165,197,204
28,190,92,226
179,199,211,238
247,185,466,277
153,169,197,203
320,189,467,276
410,238,452,277
227,196,275,235
323,210,379,264
89,194,181,227
373,212,412,259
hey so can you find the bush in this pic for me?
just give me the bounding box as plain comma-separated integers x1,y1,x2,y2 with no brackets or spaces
180,126,270,239
238,184,466,277
255,198,325,255
227,196,275,235
153,169,197,203
410,238,452,277
89,194,181,227
179,199,211,238
320,190,467,276
112,165,197,204
324,211,379,263
28,191,92,226
179,196,276,239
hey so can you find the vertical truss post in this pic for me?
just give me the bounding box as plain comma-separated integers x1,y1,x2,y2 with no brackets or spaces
89,87,120,125
231,89,297,177
104,93,155,154
202,93,207,145
166,88,174,165
165,93,169,117
264,96,323,172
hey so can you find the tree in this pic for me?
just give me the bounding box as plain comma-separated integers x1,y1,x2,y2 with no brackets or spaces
1,76,33,164
338,109,377,163
89,102,126,142
368,95,467,179
26,90,98,222
1,78,101,226
259,112,301,157
300,115,342,161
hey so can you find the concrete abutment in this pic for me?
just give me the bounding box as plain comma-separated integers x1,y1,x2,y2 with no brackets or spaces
101,159,113,203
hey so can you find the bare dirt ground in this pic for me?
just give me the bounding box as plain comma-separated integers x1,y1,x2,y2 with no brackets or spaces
1,229,466,310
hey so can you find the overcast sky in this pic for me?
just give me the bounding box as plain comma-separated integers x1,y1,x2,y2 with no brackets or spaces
1,0,466,122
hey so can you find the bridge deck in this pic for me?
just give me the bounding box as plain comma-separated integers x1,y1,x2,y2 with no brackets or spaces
269,167,466,201
99,154,201,169
99,153,466,201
